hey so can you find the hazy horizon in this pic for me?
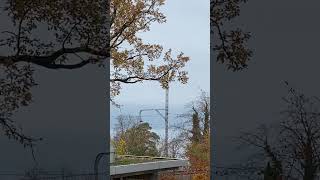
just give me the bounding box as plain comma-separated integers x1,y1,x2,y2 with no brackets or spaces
111,0,210,138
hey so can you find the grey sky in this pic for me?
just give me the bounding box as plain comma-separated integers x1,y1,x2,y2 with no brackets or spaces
111,0,210,136
0,1,209,178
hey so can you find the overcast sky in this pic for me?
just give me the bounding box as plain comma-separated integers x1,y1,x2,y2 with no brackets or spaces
111,0,210,137
0,1,209,178
4,0,320,179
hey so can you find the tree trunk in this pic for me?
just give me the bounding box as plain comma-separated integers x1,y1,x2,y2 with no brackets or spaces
303,142,316,180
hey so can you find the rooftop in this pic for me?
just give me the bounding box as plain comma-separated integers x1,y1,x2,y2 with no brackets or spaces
110,155,188,176
112,155,182,166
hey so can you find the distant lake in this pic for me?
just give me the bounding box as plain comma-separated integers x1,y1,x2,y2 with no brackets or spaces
110,103,187,138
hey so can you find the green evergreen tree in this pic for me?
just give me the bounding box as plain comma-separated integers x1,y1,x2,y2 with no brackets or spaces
191,107,201,143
